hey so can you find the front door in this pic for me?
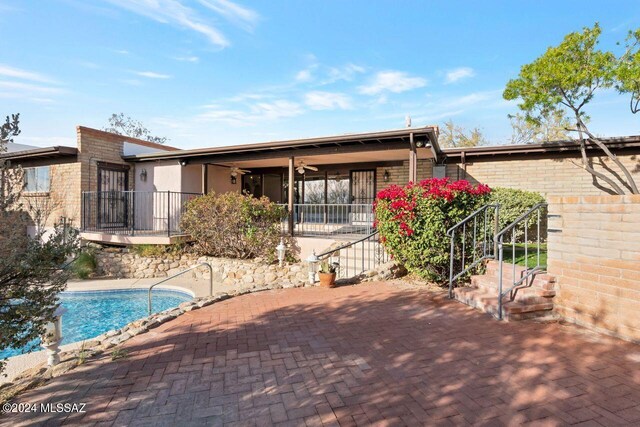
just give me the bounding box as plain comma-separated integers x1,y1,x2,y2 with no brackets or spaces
97,163,129,229
350,170,376,224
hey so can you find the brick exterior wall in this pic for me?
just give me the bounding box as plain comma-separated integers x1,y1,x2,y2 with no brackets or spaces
16,127,174,229
448,152,640,197
376,159,433,191
547,195,640,342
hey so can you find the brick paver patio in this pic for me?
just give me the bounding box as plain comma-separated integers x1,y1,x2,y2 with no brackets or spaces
3,282,640,426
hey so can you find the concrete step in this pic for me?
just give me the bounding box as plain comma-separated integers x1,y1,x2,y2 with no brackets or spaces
453,286,554,322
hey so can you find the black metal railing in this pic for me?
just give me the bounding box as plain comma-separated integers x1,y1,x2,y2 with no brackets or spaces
81,191,201,237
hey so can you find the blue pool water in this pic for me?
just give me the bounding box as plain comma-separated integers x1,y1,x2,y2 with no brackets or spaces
0,289,192,359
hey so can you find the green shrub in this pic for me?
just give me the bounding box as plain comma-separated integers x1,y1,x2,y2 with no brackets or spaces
489,187,546,242
71,250,96,279
375,178,491,283
130,243,185,257
181,192,286,260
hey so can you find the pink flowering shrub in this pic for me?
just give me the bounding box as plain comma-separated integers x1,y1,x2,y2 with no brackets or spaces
374,178,491,282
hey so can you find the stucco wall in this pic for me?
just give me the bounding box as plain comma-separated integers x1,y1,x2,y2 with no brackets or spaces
547,195,640,342
207,165,242,194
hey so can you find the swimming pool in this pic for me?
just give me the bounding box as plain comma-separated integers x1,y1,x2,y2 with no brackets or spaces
0,288,192,360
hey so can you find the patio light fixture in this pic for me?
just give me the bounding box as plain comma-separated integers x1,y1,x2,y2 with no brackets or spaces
306,251,319,284
139,168,147,182
230,174,237,185
179,159,188,167
276,238,286,267
383,170,390,182
41,306,66,366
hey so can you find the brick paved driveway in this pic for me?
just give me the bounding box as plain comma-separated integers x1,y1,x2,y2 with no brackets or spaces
4,282,640,426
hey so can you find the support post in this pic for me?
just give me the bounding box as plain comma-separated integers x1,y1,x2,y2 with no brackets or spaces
288,156,295,237
408,132,417,183
201,164,208,195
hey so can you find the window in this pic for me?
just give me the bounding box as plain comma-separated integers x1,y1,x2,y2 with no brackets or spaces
23,166,50,193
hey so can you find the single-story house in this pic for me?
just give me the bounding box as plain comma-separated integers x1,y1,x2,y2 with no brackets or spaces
3,125,639,251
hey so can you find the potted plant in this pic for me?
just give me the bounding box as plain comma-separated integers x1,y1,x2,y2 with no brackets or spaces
318,260,338,288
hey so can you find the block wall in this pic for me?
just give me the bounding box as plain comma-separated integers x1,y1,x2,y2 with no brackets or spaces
547,195,640,342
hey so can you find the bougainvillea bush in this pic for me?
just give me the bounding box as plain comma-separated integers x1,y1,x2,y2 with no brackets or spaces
374,178,491,283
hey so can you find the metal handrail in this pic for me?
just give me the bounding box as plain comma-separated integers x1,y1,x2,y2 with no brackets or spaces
309,229,389,281
447,204,500,298
497,202,548,320
148,262,213,315
316,230,379,259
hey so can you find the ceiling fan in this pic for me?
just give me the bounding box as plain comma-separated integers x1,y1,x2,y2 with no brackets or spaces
296,161,318,174
230,166,251,177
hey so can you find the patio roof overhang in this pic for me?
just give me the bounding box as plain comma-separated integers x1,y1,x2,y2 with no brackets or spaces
0,146,78,162
122,126,441,167
443,135,640,162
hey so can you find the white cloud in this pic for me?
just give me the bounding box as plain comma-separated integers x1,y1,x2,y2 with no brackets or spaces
0,64,56,84
445,67,476,84
134,71,172,79
0,81,63,94
305,91,352,110
0,64,64,104
105,0,259,48
197,0,259,32
441,90,502,108
174,55,200,63
295,69,313,82
358,71,427,95
198,100,304,125
324,63,365,84
106,0,229,47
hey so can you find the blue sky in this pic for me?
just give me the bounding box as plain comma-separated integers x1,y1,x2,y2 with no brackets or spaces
1,0,640,149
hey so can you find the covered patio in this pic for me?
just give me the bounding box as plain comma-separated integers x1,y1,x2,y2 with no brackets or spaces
80,127,441,242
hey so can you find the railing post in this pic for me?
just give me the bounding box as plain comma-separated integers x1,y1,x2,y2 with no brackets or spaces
493,207,500,258
167,190,171,237
497,241,504,320
449,229,455,299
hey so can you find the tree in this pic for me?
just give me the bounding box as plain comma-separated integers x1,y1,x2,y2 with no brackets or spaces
103,113,168,144
508,111,572,145
504,23,639,195
439,120,487,148
0,114,77,374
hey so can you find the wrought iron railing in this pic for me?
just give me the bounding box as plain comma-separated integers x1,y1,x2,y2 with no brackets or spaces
81,191,201,237
496,202,548,320
447,204,500,298
315,230,389,279
280,203,374,237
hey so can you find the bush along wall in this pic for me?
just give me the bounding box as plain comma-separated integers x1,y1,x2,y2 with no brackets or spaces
375,178,491,283
488,187,547,242
180,192,287,261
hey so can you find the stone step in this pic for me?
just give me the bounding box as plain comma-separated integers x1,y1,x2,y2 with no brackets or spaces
453,286,554,322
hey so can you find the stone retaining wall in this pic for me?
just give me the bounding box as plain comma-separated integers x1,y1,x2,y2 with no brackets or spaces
94,247,310,288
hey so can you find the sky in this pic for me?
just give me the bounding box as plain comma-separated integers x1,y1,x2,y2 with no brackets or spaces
1,0,640,150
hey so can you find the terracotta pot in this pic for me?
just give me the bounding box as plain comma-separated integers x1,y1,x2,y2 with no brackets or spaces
318,272,337,288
